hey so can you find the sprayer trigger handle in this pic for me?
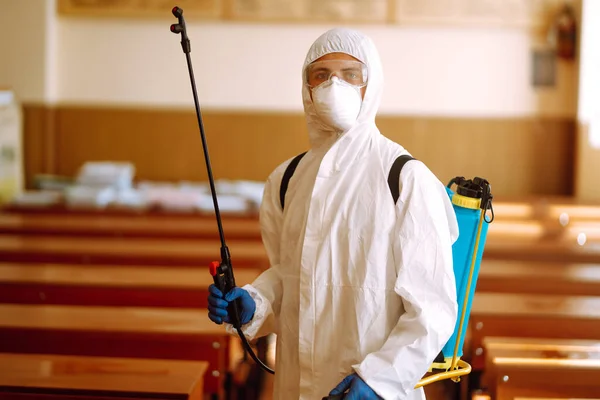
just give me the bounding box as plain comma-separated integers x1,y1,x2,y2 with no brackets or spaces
209,261,220,276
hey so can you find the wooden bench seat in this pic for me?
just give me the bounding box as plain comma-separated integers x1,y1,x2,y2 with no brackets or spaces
0,203,258,219
0,353,208,399
0,263,261,308
0,304,238,397
480,337,600,390
468,293,600,372
481,338,600,400
3,212,598,244
2,231,600,268
483,337,600,359
481,238,600,264
490,197,600,222
5,196,600,222
492,358,600,400
5,259,599,308
0,235,268,267
0,213,555,241
0,214,262,240
477,261,600,296
513,398,600,400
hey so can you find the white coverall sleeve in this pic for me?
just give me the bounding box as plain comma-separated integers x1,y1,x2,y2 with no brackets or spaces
353,161,459,399
226,170,285,340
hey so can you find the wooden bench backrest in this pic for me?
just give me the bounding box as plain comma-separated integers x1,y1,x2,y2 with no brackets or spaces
480,337,600,390
0,263,260,287
0,353,208,399
0,263,262,308
477,261,600,296
0,304,233,396
0,213,262,240
0,235,268,267
468,293,600,370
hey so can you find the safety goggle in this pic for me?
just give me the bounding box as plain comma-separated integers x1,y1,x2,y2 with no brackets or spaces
304,60,368,89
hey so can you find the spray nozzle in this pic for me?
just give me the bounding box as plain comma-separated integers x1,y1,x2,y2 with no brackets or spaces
448,176,494,222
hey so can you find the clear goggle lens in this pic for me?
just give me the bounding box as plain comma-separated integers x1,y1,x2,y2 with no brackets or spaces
305,60,368,89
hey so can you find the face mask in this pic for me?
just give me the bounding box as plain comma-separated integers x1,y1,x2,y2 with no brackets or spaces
311,77,362,132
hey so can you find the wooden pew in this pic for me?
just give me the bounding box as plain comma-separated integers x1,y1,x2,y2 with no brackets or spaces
0,304,238,398
5,195,600,222
3,197,600,239
1,202,258,219
512,398,600,400
481,338,600,400
492,359,600,400
0,262,267,399
491,198,600,222
543,203,600,223
1,231,600,268
0,213,262,240
0,212,593,243
473,395,600,400
4,260,599,308
462,294,600,400
0,353,208,400
477,261,600,296
0,263,261,308
0,235,268,267
468,293,600,373
480,237,600,264
481,337,600,388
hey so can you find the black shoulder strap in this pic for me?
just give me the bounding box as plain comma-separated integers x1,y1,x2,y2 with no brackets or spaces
279,152,307,210
387,155,415,204
280,152,412,210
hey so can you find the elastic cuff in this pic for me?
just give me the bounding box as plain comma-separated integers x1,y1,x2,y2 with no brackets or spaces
352,362,410,400
225,284,271,340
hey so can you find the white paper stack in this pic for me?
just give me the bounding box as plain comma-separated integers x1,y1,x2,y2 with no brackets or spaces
136,179,261,214
150,188,206,213
75,162,135,190
9,191,63,208
112,188,149,210
64,186,117,209
228,180,265,207
196,193,251,214
65,161,138,209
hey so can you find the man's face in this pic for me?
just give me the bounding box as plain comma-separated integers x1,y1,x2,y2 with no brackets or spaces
307,52,367,100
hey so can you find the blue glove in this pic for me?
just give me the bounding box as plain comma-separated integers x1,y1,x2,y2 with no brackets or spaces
329,373,382,400
207,284,256,326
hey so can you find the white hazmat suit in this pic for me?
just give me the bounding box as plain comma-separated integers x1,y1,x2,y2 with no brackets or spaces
230,28,459,400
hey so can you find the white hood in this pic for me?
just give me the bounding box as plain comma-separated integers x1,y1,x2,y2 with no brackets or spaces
301,28,384,151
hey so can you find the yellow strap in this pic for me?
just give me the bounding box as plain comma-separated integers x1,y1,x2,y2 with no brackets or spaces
449,208,486,373
415,360,472,388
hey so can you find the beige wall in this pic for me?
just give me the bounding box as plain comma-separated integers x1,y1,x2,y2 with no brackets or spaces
0,0,57,103
55,17,578,117
0,2,579,117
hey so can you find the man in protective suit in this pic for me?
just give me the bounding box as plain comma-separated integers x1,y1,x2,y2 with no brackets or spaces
208,27,459,400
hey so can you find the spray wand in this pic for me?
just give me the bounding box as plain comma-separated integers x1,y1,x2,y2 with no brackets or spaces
170,5,274,375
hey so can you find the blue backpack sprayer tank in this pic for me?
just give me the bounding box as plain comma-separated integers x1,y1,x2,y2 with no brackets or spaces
415,176,494,389
169,5,494,395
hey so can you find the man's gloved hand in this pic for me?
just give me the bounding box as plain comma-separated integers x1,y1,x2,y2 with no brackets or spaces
328,373,382,400
207,284,256,325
